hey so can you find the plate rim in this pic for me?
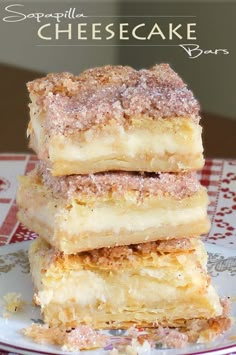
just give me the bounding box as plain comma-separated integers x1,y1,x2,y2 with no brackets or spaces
0,240,236,355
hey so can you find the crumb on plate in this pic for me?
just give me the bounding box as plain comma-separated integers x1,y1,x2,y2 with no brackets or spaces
22,324,108,351
2,292,25,318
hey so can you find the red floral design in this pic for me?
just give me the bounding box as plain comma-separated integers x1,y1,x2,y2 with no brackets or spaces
10,223,37,244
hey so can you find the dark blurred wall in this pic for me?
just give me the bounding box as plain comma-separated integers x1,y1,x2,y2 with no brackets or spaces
0,64,44,153
0,1,119,73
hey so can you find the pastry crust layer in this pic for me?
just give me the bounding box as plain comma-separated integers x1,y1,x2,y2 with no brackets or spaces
29,237,223,329
17,170,210,253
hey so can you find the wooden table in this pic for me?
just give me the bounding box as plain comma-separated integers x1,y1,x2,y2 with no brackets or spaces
0,63,235,158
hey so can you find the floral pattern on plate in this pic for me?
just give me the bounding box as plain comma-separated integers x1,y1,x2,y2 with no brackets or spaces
0,241,236,355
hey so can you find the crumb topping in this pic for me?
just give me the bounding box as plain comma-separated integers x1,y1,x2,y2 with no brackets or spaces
38,237,196,271
2,293,25,318
34,162,201,200
80,238,193,269
27,64,200,135
34,236,197,271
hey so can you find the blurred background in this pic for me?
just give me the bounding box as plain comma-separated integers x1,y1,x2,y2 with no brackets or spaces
0,0,235,157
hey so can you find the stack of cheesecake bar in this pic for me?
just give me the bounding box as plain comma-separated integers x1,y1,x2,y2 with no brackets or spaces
17,64,226,336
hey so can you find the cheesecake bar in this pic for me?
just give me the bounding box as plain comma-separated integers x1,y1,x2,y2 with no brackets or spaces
17,163,210,254
29,236,223,329
27,64,204,175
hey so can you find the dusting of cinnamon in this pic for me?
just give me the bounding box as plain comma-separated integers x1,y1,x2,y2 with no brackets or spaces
57,238,195,270
33,162,201,200
27,64,200,136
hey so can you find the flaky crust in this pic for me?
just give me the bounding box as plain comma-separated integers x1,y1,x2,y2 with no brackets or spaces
80,238,196,270
42,152,204,176
29,237,224,331
30,236,204,271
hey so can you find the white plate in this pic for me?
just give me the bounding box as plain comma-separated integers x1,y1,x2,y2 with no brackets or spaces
0,241,236,355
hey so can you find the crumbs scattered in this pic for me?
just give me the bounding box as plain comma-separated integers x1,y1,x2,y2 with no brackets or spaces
2,293,25,318
22,324,108,351
108,339,151,355
125,339,151,354
36,161,200,200
22,314,232,353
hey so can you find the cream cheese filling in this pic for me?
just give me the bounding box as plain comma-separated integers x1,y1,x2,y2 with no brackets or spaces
60,205,206,234
36,270,221,316
48,126,203,162
30,112,203,164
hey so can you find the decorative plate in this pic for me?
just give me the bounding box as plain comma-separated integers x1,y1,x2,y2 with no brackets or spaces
0,241,236,355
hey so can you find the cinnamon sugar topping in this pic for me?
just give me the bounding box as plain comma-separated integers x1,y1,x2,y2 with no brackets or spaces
27,64,200,135
35,162,201,200
80,238,193,269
